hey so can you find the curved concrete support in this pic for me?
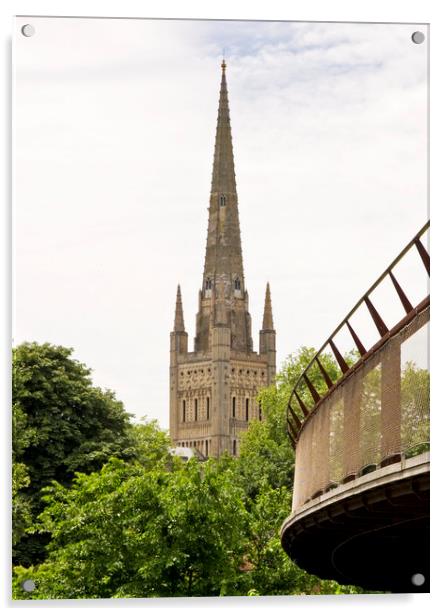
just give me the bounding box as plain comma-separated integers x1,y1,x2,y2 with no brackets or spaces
281,453,429,592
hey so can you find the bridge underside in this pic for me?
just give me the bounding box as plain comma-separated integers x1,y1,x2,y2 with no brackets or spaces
281,462,429,593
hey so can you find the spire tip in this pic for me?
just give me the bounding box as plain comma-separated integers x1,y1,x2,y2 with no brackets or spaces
262,282,274,330
174,284,185,332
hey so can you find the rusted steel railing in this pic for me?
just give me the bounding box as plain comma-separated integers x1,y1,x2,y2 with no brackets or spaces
286,221,430,448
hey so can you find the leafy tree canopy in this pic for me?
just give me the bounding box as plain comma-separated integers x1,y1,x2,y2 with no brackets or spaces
13,456,249,599
12,344,363,598
13,342,134,565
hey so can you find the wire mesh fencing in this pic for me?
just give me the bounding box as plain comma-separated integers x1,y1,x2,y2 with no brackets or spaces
288,223,430,510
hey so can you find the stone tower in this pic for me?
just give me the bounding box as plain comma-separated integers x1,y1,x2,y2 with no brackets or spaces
169,61,276,457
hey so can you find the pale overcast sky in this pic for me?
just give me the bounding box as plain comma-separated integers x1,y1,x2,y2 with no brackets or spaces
14,17,428,428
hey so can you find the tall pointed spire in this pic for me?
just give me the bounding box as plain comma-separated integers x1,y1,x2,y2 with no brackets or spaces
174,284,185,332
195,61,252,354
202,60,244,287
262,283,274,330
210,59,237,196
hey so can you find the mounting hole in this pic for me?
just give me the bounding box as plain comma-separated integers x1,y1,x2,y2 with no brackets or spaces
411,573,425,587
411,31,425,44
21,24,35,37
21,579,36,592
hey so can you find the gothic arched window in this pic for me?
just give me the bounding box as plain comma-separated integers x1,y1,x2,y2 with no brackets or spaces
205,278,212,291
234,278,241,291
219,194,226,207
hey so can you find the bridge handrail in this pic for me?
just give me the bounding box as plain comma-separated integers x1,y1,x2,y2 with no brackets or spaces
286,221,430,447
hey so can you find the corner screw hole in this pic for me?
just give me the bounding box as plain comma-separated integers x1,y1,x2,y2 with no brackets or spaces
411,31,425,44
21,24,35,37
411,573,425,587
21,579,36,592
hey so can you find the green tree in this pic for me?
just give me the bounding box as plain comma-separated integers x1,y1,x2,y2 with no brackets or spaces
128,418,172,470
12,342,134,565
12,401,37,551
400,360,430,457
12,346,363,599
13,454,249,599
242,484,320,595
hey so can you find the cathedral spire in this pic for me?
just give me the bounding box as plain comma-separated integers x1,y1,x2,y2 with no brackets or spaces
202,61,244,287
174,284,185,332
262,282,274,330
211,58,237,196
195,61,251,354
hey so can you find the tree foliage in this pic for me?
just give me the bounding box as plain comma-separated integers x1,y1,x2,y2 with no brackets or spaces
127,418,172,470
401,360,430,456
12,402,36,549
13,455,250,599
12,344,364,598
12,342,134,565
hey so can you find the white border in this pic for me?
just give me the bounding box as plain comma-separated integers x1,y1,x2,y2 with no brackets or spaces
2,1,446,614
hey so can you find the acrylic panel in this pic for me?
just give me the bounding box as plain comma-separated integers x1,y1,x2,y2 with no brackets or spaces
13,16,429,598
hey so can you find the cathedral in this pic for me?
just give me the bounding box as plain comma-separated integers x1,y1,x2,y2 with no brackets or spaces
169,60,276,457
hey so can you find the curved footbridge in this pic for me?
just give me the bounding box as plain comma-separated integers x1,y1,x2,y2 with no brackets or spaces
281,223,430,593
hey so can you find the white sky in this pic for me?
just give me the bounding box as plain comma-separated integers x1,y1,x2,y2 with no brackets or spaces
14,17,428,428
